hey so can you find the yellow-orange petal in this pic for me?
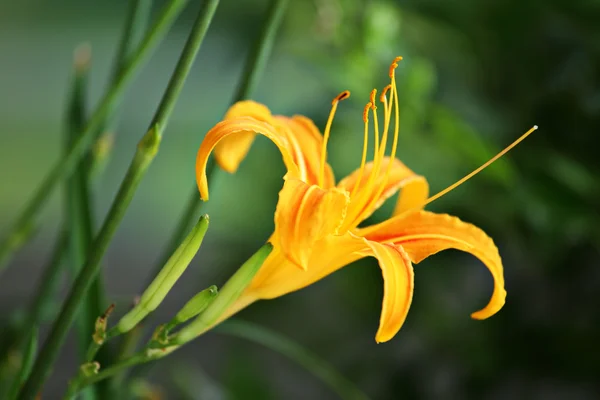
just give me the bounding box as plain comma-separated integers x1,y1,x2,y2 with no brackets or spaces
275,178,350,269
359,210,505,320
230,232,413,343
196,117,301,201
276,115,336,188
337,157,429,229
214,101,275,173
356,240,414,343
242,234,366,300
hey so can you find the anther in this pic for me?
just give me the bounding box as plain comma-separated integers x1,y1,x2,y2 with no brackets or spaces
389,56,403,78
369,89,378,110
333,90,350,104
380,85,392,102
363,102,372,123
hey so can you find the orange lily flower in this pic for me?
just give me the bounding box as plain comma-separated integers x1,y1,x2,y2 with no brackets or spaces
196,57,536,343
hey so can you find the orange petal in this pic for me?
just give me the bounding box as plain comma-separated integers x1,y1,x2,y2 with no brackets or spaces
196,117,301,200
356,240,414,343
276,116,335,188
233,232,414,343
275,178,350,269
360,210,505,320
214,101,275,173
337,157,429,228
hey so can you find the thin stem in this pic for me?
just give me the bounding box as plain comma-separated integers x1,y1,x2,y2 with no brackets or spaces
65,49,99,400
69,352,150,398
0,0,191,273
18,134,159,400
10,232,68,356
64,45,96,367
144,0,289,287
232,0,289,102
111,0,153,81
91,2,155,390
6,328,38,400
216,321,370,400
17,2,220,397
0,0,152,379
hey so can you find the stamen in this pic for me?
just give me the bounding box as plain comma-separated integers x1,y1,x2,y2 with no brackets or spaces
351,102,372,198
377,59,402,161
424,125,539,206
371,91,380,157
380,85,393,151
319,90,350,186
365,64,402,214
380,73,401,187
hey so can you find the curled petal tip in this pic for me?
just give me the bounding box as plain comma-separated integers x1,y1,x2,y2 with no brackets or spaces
470,289,506,320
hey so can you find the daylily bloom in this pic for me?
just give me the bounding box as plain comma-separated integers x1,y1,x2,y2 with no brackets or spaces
196,57,536,343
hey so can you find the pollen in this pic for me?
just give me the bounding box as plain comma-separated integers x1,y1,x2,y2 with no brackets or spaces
363,102,372,123
389,56,403,77
369,89,378,110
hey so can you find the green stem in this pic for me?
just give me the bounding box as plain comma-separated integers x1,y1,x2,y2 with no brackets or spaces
143,0,289,287
92,2,154,393
6,328,38,400
111,0,153,81
64,45,96,368
18,130,159,400
17,2,220,397
64,49,100,400
232,0,289,102
67,352,151,398
9,232,68,356
0,0,191,273
216,321,370,400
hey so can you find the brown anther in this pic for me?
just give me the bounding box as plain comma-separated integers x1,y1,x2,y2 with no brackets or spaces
380,85,392,102
389,56,403,78
363,102,372,123
333,90,350,104
102,303,116,319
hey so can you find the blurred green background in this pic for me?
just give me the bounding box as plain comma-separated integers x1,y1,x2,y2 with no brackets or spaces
1,0,599,398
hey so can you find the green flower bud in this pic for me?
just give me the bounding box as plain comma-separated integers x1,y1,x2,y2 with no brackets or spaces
171,285,218,326
173,243,272,344
112,215,209,334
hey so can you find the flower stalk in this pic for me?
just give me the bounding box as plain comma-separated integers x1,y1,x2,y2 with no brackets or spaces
18,1,221,396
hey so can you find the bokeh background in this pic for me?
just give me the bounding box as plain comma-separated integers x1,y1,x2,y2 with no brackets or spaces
1,0,599,398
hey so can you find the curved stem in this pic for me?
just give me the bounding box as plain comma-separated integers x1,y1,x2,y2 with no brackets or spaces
216,321,370,400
